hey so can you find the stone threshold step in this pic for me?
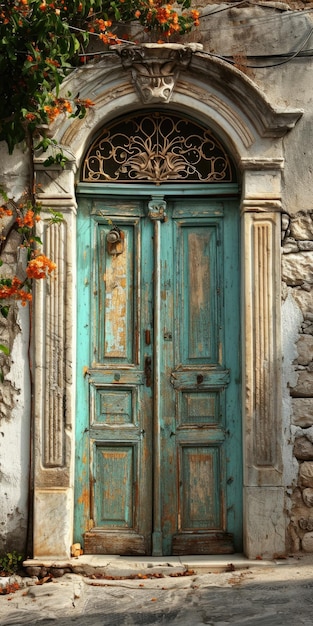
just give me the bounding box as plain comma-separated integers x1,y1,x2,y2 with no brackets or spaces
23,554,287,578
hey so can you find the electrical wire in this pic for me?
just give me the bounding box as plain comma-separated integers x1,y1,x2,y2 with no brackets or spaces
197,24,313,67
199,2,313,31
203,2,313,21
72,29,313,61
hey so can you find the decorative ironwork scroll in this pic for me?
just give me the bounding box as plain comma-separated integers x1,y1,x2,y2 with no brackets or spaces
82,112,235,184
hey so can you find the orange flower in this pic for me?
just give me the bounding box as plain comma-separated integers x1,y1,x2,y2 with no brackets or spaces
16,209,35,228
78,98,95,108
99,33,109,44
12,277,22,288
95,18,112,31
26,254,57,279
25,112,36,121
46,58,60,67
63,100,72,113
0,277,32,306
18,291,32,306
0,206,13,217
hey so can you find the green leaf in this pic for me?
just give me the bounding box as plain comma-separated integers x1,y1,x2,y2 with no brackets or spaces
35,137,52,152
0,344,9,355
0,188,8,202
0,306,9,319
48,209,63,223
43,155,57,167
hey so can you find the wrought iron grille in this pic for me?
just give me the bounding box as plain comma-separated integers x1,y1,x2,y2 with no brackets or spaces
81,112,235,184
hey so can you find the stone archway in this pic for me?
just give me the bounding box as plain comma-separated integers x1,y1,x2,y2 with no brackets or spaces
32,44,302,559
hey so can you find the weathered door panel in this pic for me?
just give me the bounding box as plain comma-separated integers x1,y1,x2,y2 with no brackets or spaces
159,200,241,555
76,199,153,555
75,195,242,555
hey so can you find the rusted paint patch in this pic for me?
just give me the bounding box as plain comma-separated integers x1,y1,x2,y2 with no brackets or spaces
77,487,89,514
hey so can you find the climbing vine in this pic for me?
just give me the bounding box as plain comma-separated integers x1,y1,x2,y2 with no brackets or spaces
0,0,199,368
0,188,62,370
0,0,199,153
0,193,60,307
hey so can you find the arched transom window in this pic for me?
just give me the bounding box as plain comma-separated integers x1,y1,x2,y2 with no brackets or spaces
81,111,236,185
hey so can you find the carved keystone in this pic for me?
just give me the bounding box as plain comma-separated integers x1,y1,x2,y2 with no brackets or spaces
117,43,203,104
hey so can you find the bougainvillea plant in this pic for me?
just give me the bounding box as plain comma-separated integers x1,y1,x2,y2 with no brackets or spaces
0,188,61,312
0,187,62,374
0,0,199,370
0,0,199,153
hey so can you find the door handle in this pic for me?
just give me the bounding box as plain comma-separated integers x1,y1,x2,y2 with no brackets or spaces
144,356,152,387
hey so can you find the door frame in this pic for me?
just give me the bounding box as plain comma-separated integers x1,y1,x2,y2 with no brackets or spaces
74,184,242,556
31,46,296,559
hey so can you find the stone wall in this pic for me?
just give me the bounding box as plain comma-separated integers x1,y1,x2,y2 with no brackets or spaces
0,146,31,555
282,210,313,552
0,235,31,555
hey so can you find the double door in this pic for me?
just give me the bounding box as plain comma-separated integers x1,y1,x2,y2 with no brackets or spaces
75,194,242,555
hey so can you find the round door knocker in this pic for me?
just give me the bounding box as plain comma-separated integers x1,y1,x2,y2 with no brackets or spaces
107,227,125,255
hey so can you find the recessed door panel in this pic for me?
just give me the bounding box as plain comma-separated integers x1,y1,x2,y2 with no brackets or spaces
179,224,219,363
94,222,138,365
180,445,222,529
94,444,135,527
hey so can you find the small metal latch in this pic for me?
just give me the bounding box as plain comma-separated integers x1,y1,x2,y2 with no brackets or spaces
145,329,151,345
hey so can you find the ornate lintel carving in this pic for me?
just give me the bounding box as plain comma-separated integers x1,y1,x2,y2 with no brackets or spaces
118,44,202,103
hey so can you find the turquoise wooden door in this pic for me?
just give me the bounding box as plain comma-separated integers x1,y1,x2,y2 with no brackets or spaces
75,193,242,555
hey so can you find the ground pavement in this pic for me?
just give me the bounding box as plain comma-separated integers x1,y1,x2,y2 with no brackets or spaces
1,555,313,626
